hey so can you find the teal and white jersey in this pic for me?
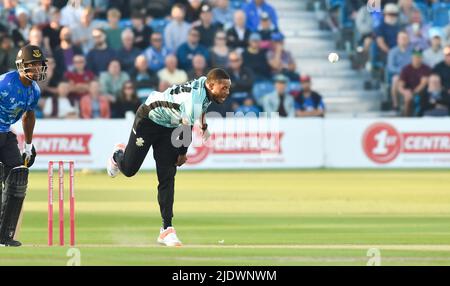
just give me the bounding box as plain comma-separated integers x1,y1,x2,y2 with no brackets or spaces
144,76,211,128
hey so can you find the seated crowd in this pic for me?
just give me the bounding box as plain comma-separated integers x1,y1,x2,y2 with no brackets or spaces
329,0,450,117
0,0,326,119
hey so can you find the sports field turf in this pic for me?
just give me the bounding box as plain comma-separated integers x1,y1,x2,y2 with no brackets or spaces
1,169,450,266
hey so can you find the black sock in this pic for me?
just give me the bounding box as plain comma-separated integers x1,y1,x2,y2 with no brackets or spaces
113,150,123,164
163,219,172,229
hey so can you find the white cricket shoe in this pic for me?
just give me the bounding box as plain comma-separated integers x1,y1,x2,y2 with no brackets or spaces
157,227,182,247
107,143,125,178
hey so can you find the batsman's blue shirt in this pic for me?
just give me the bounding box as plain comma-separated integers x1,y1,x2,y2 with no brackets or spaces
0,71,40,132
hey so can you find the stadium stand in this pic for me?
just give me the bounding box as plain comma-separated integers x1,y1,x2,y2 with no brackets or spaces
0,0,449,118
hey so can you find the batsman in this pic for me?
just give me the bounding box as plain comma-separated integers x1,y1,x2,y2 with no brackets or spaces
0,45,46,246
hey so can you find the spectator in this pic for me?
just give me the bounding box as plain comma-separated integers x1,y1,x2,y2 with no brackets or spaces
88,0,109,19
387,31,412,111
32,0,53,26
164,4,191,52
355,3,374,56
423,32,444,69
187,54,207,80
212,0,234,30
80,81,111,119
38,57,61,99
43,81,79,118
185,0,203,24
398,48,431,116
226,51,254,109
398,0,416,28
235,96,261,116
53,26,83,74
294,75,325,117
130,55,159,95
421,74,450,117
99,59,130,98
42,8,62,52
142,31,172,73
72,7,100,54
12,8,32,48
261,74,295,117
64,54,95,103
209,30,229,68
157,54,188,85
433,46,450,96
0,0,19,30
28,26,52,57
375,4,400,63
176,28,209,71
86,28,117,75
195,4,221,48
112,81,141,118
105,8,124,50
60,0,83,29
130,10,153,51
243,0,278,32
116,29,141,75
0,35,19,73
267,32,298,80
405,10,430,51
108,0,131,19
242,33,272,81
258,11,278,50
226,9,251,53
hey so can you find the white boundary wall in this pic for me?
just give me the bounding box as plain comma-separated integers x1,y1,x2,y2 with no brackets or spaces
11,118,450,169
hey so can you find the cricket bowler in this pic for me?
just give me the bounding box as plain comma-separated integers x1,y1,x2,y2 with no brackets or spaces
107,68,231,246
0,45,47,246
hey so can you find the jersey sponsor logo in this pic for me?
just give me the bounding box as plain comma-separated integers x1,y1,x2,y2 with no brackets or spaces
136,137,145,147
362,122,450,164
18,134,92,155
187,127,284,165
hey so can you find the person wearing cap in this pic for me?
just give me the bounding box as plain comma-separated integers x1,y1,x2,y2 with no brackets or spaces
267,32,298,80
235,95,261,116
432,46,450,95
176,27,209,71
243,0,278,32
194,4,221,48
226,9,251,52
212,0,235,30
0,44,48,246
398,48,431,116
164,4,191,52
242,32,272,81
387,31,412,111
257,11,278,50
294,75,325,118
423,30,444,69
261,74,295,117
375,3,401,62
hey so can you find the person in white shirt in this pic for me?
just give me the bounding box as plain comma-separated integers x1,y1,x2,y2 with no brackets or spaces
157,54,188,86
43,82,79,118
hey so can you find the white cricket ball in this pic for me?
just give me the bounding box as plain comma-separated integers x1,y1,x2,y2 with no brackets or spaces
328,52,339,63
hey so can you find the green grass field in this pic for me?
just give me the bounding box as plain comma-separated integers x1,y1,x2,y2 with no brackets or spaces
1,169,450,266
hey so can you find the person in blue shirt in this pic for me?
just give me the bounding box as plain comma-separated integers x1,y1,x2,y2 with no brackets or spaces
294,75,325,117
0,45,47,247
242,0,278,32
176,28,210,71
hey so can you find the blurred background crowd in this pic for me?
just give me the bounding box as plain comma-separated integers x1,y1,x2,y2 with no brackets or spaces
0,0,324,120
322,0,450,117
